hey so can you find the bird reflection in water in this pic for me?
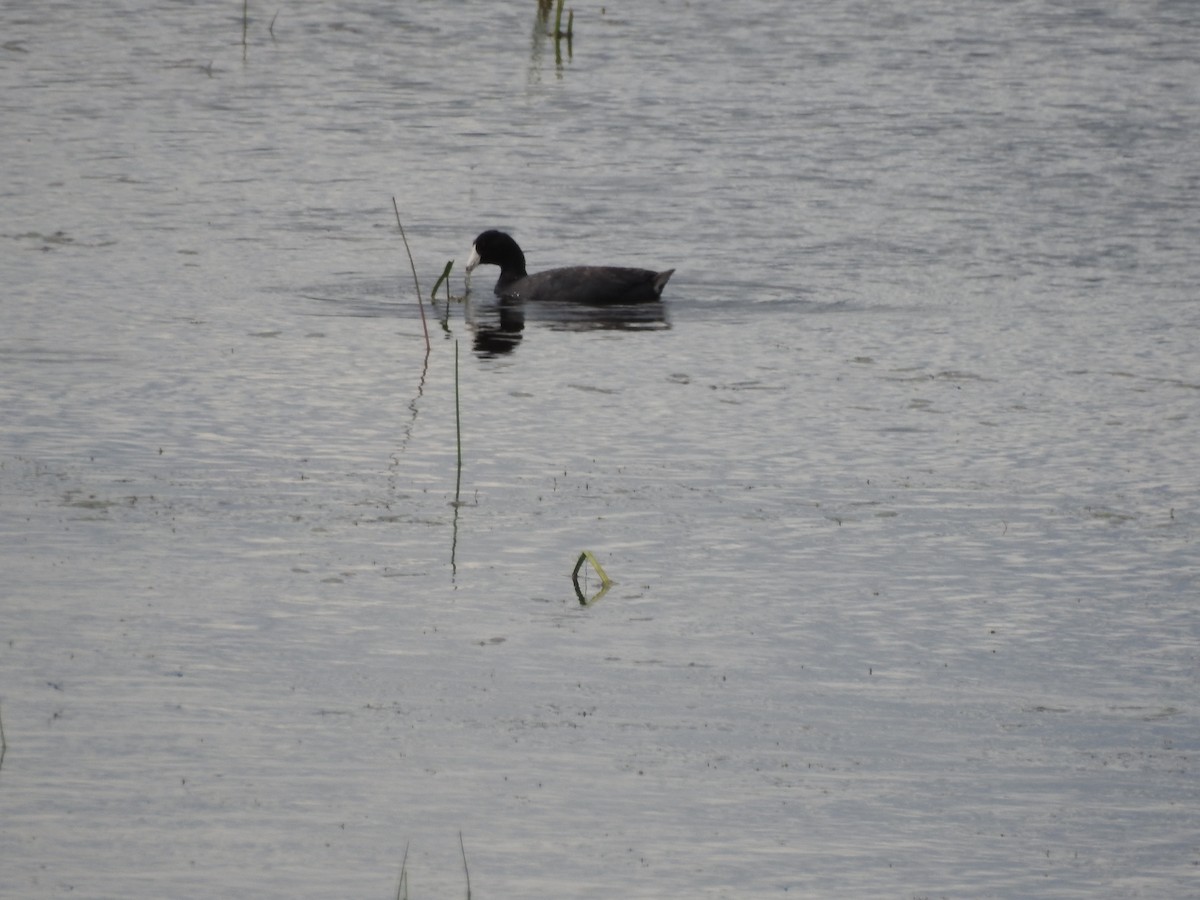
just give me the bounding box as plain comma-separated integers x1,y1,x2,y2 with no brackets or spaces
467,296,670,357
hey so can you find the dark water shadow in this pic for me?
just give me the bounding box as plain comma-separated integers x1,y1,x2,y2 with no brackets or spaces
469,298,526,357
467,295,669,358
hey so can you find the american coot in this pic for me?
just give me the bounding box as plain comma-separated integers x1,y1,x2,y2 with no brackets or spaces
465,230,674,305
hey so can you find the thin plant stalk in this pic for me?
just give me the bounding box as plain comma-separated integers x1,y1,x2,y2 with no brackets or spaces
454,340,463,501
552,0,569,66
459,831,472,900
391,197,430,351
394,841,409,900
449,343,463,577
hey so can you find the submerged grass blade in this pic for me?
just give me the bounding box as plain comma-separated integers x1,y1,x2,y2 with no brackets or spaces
430,260,454,302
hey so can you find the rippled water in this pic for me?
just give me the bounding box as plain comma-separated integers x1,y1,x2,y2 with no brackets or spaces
3,2,1199,897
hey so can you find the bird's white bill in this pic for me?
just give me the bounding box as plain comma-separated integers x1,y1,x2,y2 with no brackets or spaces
465,244,480,273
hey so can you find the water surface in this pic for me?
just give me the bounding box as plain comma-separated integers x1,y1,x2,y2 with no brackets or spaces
2,2,1198,897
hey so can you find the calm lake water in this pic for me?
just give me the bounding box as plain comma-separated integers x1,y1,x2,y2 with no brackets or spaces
3,1,1199,897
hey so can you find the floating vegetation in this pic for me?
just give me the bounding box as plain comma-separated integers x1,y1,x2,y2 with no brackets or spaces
430,260,455,303
535,0,573,67
573,550,613,605
552,0,573,66
552,0,574,42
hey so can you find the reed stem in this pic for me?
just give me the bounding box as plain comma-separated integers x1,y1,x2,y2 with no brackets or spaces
391,197,430,351
394,842,409,900
460,831,472,900
454,341,463,500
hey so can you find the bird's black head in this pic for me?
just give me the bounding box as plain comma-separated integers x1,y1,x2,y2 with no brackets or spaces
466,230,527,277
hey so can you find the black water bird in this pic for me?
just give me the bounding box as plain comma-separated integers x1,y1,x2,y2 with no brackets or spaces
465,230,674,305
